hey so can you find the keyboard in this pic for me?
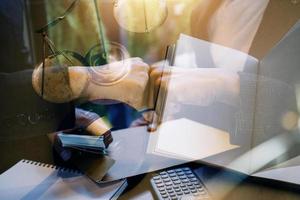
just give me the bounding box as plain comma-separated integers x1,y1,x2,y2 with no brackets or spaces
150,167,210,200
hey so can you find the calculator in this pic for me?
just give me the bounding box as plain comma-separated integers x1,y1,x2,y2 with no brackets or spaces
150,167,211,200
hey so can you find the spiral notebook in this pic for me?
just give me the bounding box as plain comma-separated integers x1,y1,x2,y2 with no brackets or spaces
0,159,127,200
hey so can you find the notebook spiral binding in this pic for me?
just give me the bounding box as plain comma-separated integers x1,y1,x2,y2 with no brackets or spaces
21,159,83,175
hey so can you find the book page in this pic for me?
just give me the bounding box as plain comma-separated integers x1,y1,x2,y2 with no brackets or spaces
150,118,238,160
174,34,258,73
250,20,300,176
252,155,300,185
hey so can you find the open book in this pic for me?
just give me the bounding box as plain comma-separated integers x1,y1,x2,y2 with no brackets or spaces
147,20,300,185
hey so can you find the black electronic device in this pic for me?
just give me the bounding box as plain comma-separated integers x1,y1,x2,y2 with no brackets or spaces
151,166,211,200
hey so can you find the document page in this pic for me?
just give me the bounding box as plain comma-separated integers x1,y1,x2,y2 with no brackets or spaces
174,34,258,73
253,155,300,185
249,20,300,182
149,118,238,160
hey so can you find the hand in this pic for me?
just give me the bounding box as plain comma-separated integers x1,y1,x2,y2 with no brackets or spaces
149,64,240,107
81,57,150,111
131,63,241,130
50,108,109,161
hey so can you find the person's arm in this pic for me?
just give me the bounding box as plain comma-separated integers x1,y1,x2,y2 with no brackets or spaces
149,65,240,107
31,57,151,135
0,70,75,138
32,57,150,111
75,108,111,135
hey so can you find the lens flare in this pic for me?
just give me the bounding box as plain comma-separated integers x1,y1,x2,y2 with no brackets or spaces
113,0,168,33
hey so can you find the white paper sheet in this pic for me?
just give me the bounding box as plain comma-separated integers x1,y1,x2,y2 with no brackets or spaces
151,118,239,160
174,34,258,73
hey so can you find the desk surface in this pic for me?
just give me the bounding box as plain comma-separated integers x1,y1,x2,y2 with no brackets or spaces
119,171,300,200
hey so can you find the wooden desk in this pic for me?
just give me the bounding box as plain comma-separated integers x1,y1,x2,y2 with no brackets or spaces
120,172,300,200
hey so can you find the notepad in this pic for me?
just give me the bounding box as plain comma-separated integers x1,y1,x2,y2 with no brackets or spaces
0,159,127,200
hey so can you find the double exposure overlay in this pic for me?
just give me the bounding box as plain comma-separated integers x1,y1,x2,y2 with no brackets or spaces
0,0,300,199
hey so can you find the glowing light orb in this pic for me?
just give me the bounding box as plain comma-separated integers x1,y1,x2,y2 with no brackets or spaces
113,0,168,33
281,111,299,131
87,41,130,86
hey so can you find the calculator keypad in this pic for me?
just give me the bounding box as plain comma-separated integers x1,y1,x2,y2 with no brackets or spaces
151,167,210,200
